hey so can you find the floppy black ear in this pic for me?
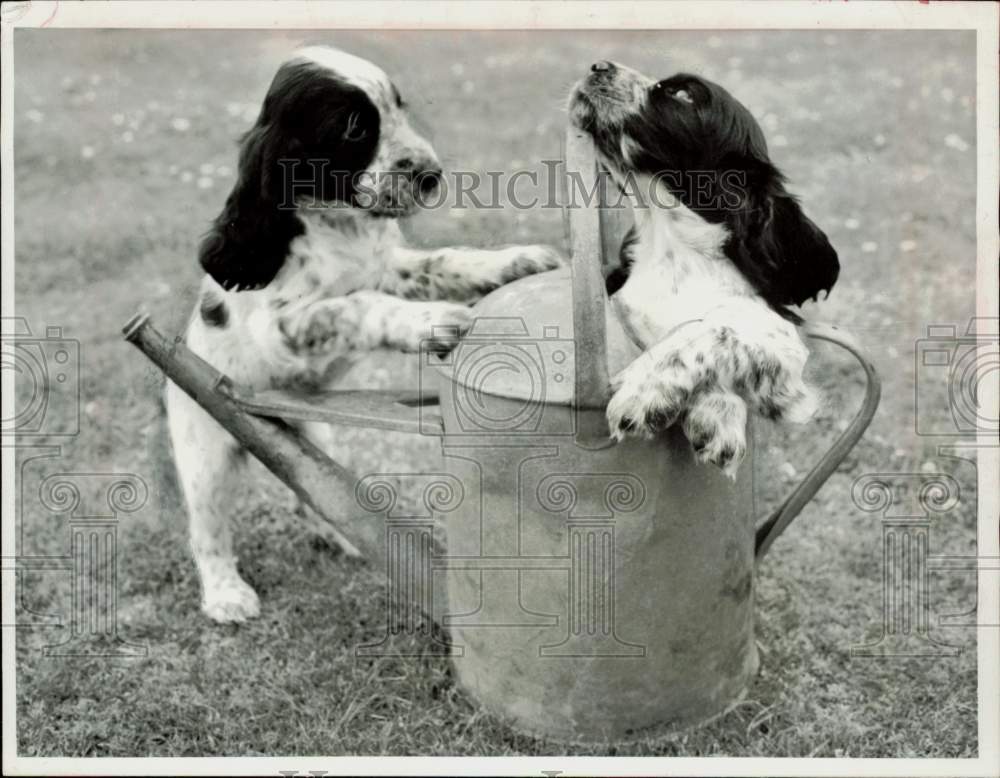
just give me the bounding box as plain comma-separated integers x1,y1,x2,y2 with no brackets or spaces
761,194,840,310
197,122,303,291
725,175,839,321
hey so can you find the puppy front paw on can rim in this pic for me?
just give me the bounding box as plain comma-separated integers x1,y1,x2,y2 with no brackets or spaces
511,244,567,274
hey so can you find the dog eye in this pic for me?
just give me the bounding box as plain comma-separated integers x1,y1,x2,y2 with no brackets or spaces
342,112,368,142
652,81,695,105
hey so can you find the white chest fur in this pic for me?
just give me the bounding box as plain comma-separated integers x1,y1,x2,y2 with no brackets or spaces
613,204,755,349
271,209,401,312
190,209,403,388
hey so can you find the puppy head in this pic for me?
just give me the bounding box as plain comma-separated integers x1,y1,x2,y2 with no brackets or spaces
200,46,443,291
569,62,839,314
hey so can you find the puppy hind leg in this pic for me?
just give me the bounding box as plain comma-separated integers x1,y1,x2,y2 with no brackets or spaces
167,386,261,623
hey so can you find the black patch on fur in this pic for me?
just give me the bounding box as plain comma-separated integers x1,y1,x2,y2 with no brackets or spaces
589,72,839,320
198,60,381,291
756,357,782,390
760,397,783,421
686,420,712,452
644,407,672,431
605,224,638,296
695,367,718,393
199,292,229,328
665,353,685,370
471,280,498,297
500,256,538,284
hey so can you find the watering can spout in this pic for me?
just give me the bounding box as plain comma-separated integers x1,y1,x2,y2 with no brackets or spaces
122,313,385,562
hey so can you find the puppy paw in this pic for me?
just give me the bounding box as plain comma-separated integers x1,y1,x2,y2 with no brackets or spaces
202,576,261,623
498,245,567,283
416,303,474,355
280,298,359,356
606,354,689,440
682,390,748,480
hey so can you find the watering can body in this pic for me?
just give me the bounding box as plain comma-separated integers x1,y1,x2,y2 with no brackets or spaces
432,269,761,740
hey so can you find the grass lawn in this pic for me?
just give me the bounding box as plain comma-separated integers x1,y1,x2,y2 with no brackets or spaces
12,29,980,757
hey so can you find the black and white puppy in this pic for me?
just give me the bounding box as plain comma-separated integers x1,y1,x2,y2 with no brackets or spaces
569,62,839,477
168,46,563,623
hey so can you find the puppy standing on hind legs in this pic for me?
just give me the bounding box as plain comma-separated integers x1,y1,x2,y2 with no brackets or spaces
167,46,564,623
569,61,839,477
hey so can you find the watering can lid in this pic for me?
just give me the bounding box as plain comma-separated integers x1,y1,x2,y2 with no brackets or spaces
433,267,641,405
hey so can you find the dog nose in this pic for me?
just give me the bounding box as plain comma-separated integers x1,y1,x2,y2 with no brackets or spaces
416,166,443,196
591,60,614,73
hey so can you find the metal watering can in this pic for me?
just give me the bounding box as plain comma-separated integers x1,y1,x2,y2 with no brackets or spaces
124,130,880,743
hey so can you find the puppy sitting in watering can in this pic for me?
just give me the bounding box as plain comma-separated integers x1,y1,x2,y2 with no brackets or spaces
568,61,841,476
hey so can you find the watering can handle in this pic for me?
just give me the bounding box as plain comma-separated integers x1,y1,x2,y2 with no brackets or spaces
566,128,613,411
754,322,882,561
